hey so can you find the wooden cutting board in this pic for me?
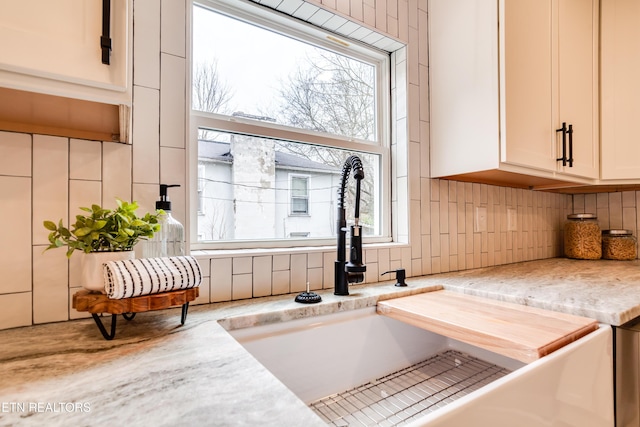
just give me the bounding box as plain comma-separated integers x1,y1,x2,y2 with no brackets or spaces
377,290,598,363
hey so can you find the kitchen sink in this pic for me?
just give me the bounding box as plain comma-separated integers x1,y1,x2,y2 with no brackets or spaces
225,306,613,426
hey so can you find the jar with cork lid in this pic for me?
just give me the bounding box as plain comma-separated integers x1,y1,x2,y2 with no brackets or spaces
602,229,637,260
564,213,601,259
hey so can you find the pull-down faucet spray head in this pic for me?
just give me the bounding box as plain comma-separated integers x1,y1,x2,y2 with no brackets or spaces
335,155,366,295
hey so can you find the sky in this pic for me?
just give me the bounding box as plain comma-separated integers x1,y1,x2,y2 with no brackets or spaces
192,4,312,116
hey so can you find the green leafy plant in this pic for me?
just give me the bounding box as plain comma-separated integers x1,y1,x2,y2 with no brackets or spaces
43,199,161,257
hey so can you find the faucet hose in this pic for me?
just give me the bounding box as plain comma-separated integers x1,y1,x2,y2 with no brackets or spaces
338,155,365,216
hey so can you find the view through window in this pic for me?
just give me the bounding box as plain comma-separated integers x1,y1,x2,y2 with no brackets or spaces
192,1,389,245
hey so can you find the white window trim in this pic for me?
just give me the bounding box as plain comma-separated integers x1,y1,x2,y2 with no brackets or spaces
188,0,394,250
289,173,310,216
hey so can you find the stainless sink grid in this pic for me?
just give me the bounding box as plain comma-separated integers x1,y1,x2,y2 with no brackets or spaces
309,350,511,426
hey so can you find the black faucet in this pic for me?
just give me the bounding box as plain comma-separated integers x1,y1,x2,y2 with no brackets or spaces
335,155,366,295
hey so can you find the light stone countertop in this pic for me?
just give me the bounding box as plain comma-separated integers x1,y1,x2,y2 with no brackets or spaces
411,258,640,326
1,257,639,426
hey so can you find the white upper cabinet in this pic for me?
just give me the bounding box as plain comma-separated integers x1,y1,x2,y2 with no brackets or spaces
0,0,130,106
600,0,640,180
430,0,599,187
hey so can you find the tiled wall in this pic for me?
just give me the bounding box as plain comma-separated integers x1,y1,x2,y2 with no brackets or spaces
0,0,627,331
573,192,640,235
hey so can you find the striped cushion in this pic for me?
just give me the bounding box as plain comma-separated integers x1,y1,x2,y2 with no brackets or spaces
104,256,202,300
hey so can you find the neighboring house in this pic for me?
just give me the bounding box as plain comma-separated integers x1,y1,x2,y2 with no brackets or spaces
198,136,340,241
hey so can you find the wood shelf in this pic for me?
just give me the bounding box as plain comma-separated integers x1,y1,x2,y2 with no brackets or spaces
0,87,125,142
73,288,199,315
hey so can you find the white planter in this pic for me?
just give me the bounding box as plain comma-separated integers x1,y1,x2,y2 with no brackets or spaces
80,251,134,293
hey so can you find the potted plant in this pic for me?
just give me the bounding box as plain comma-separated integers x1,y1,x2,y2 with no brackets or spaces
43,198,161,292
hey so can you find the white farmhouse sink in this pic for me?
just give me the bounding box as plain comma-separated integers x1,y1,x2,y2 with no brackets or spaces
227,306,613,426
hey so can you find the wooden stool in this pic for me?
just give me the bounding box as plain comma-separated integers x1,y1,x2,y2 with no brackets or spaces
72,288,199,340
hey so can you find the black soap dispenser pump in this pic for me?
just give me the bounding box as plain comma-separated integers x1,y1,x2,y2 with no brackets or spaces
381,269,407,287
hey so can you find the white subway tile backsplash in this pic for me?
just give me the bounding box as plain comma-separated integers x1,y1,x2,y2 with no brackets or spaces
308,267,322,291
273,254,290,271
195,277,210,305
32,135,68,246
33,248,68,324
290,253,307,293
211,258,232,302
70,139,101,180
322,252,333,289
160,53,186,149
377,247,390,275
197,257,210,277
308,252,323,268
0,176,32,294
132,86,160,184
623,207,637,231
253,256,272,297
272,270,290,295
623,191,636,207
132,183,160,220
161,0,186,57
0,131,30,177
0,292,32,329
69,180,102,217
103,141,133,203
233,257,252,275
133,0,160,89
232,274,252,300
367,261,379,283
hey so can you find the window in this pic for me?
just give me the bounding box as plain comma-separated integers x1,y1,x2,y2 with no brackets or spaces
290,175,309,215
190,0,390,248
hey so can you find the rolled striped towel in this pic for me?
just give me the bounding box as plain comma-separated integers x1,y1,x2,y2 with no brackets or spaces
104,256,202,300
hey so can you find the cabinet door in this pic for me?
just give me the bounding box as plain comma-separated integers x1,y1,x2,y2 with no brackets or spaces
601,0,640,180
556,0,599,179
0,0,129,104
501,0,556,172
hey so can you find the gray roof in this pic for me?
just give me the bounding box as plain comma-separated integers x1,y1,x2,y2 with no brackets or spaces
198,140,340,174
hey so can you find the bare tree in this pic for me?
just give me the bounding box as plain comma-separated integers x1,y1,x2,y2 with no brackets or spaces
193,59,234,142
274,50,378,229
192,59,233,116
275,50,375,141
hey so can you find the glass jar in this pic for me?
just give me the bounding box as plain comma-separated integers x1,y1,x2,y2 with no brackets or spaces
602,229,637,260
564,213,601,259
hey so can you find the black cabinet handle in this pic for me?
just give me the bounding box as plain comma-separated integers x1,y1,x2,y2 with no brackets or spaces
101,0,112,65
556,122,567,166
567,124,573,167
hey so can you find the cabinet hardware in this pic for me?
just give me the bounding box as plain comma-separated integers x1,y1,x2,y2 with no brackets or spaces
567,124,574,167
101,0,112,65
556,122,567,166
556,122,575,168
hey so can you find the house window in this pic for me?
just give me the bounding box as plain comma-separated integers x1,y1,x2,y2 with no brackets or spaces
290,175,309,215
190,0,390,248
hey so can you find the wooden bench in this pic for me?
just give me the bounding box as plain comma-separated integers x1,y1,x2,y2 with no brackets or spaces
72,287,199,340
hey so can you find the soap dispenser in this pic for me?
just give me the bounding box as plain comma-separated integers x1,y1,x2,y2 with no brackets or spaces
144,184,184,258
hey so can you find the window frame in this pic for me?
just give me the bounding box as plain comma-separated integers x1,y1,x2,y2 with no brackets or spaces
188,0,392,250
289,174,310,216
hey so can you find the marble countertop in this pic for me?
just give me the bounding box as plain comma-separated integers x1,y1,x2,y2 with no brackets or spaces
412,258,640,326
2,257,640,426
